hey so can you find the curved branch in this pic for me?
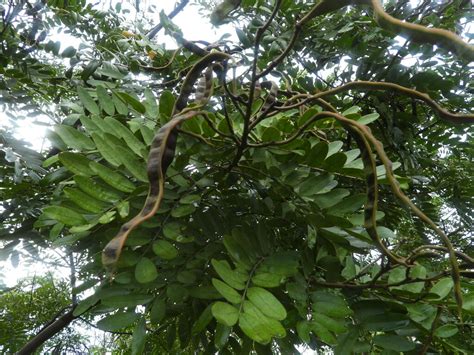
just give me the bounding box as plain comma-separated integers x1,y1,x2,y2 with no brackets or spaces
279,81,474,124
368,0,474,62
147,0,190,40
302,0,474,62
408,245,474,265
18,307,76,355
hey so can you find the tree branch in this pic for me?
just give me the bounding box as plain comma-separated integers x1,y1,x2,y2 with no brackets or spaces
17,306,77,355
147,0,190,40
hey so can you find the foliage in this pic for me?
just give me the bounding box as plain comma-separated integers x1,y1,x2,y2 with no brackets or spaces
1,0,473,353
0,275,87,353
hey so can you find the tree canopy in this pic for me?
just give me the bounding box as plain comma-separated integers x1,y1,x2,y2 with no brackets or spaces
0,0,473,353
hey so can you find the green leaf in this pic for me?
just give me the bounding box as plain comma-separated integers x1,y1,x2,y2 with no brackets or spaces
112,92,129,115
114,91,146,114
298,174,336,197
64,187,106,213
342,106,360,116
214,323,231,349
150,298,166,324
135,257,158,283
358,112,379,125
114,145,148,182
96,85,115,115
251,272,282,288
77,87,100,115
96,311,139,331
241,301,286,341
236,27,251,47
98,211,116,224
222,234,253,268
311,291,352,318
287,282,307,302
131,318,146,355
328,193,365,215
211,259,246,290
81,60,100,80
179,194,201,204
428,277,453,300
246,287,286,320
171,204,196,218
167,284,189,303
462,293,474,313
192,304,213,335
90,133,122,167
61,46,77,57
152,240,179,260
238,312,272,344
72,279,99,295
144,88,158,118
159,90,175,119
313,188,350,209
140,125,155,145
59,152,94,176
403,264,426,293
310,321,336,344
312,313,346,333
74,175,121,203
99,62,126,79
434,324,458,338
103,117,146,157
54,125,95,150
322,152,347,172
261,126,281,141
297,321,311,343
89,161,135,192
361,313,410,331
177,270,196,284
211,302,239,326
101,294,154,308
373,334,416,351
307,142,328,166
43,206,87,226
258,251,299,277
80,115,102,134
406,303,437,330
73,295,98,316
212,278,242,304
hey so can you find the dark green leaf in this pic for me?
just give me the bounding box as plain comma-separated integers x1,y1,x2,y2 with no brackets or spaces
96,312,139,331
135,257,158,283
152,240,179,260
42,206,87,226
131,318,147,355
97,85,115,115
77,87,100,115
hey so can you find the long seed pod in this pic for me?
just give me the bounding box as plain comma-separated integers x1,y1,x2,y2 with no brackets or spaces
102,52,230,273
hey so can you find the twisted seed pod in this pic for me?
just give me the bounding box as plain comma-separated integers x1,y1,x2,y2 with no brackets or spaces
102,52,230,273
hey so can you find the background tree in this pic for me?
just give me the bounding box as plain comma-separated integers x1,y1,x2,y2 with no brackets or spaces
0,0,473,353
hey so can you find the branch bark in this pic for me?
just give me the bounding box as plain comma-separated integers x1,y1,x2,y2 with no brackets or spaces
17,306,77,355
147,0,190,40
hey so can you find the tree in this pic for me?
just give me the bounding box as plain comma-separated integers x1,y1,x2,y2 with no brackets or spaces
1,0,473,353
0,275,88,353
